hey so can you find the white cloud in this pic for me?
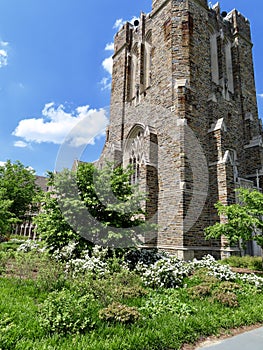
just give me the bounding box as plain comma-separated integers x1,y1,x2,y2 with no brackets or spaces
100,77,112,91
100,16,139,90
14,140,28,148
12,103,109,147
0,41,8,47
113,18,125,31
0,161,6,167
257,94,263,98
0,49,8,68
113,16,139,31
105,42,114,51
102,56,113,75
0,40,9,68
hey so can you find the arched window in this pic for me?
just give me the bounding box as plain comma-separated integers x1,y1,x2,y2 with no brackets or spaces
209,30,219,84
124,126,145,184
130,43,139,100
144,30,152,89
210,28,234,94
225,39,234,93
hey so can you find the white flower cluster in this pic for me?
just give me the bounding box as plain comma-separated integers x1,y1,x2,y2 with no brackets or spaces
134,254,263,289
65,246,110,277
192,255,263,288
135,256,192,288
10,238,27,244
191,255,236,281
52,241,78,261
17,240,45,253
238,273,263,289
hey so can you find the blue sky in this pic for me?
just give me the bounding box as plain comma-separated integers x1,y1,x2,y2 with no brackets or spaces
0,0,263,176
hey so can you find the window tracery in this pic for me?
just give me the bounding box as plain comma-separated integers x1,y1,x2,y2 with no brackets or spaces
124,126,145,184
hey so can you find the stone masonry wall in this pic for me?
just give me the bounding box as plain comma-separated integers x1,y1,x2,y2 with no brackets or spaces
100,0,263,259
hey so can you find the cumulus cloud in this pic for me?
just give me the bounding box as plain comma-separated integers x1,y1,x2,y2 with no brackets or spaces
12,103,109,147
0,161,6,167
0,40,9,68
14,140,28,148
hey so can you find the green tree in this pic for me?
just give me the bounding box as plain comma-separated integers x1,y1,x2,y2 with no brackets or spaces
0,188,15,235
34,162,149,254
0,160,41,235
205,188,263,251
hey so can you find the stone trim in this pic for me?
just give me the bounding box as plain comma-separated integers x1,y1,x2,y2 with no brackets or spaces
244,136,263,149
142,244,240,253
175,78,190,89
232,32,253,47
112,43,127,59
208,118,227,133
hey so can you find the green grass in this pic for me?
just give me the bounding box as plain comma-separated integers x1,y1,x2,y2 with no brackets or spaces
0,251,263,350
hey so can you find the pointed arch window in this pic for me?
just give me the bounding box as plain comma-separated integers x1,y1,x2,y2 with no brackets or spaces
124,126,145,184
129,43,139,100
225,40,234,93
144,30,152,90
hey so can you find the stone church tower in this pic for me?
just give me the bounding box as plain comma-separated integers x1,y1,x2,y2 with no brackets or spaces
99,0,263,259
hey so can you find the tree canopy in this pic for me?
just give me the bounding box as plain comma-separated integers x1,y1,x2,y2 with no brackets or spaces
205,188,263,250
34,162,149,254
0,160,41,235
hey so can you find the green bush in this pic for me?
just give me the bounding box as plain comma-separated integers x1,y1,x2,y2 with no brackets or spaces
39,289,97,334
222,255,263,271
140,290,196,318
216,281,241,293
188,283,214,299
212,290,239,307
36,258,68,292
99,302,140,324
0,251,9,274
71,269,146,306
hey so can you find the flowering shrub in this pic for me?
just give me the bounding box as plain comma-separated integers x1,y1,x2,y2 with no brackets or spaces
52,240,78,261
191,255,236,281
134,253,263,291
124,248,168,270
65,245,110,277
191,255,263,289
17,240,45,253
135,256,192,288
238,273,263,290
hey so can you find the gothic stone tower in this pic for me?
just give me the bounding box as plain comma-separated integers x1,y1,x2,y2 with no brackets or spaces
100,0,263,259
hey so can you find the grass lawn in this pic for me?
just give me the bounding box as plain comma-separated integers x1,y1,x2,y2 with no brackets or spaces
1,242,263,350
